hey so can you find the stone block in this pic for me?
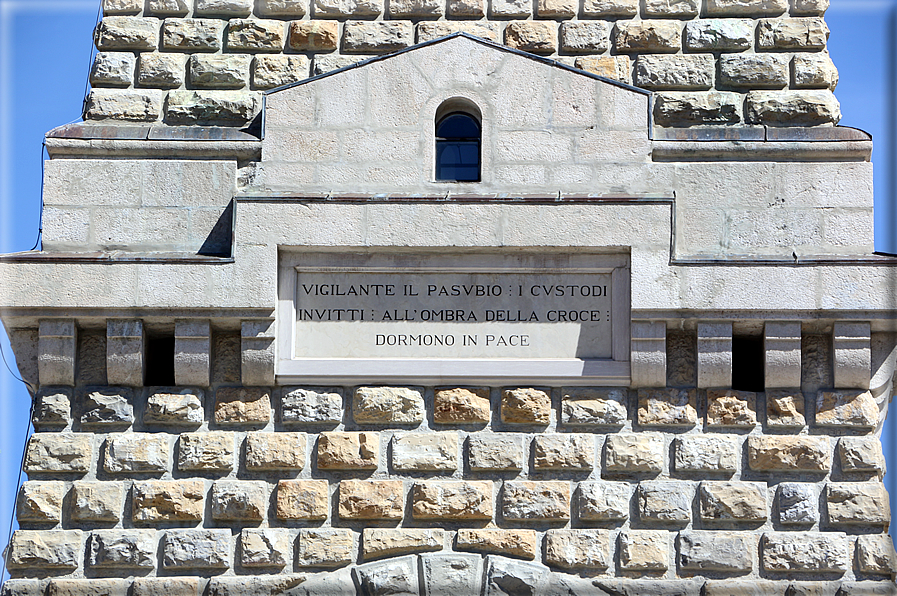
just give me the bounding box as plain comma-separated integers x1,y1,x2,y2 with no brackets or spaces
6,530,81,570
433,388,490,424
173,319,210,387
95,17,159,50
764,321,802,389
0,580,42,596
747,435,831,472
17,481,64,523
317,431,379,469
758,17,828,49
162,529,230,569
720,54,790,88
532,434,594,470
211,480,267,521
90,52,135,87
189,54,251,89
389,0,442,16
178,431,235,471
678,531,753,571
104,433,169,473
46,580,131,596
362,529,443,560
817,390,877,429
245,432,305,470
165,89,261,125
258,0,307,15
137,53,185,88
81,387,134,428
417,22,498,43
208,577,308,596
282,387,343,425
194,0,253,15
777,482,817,525
707,389,758,427
446,0,485,17
576,481,629,521
619,530,669,570
684,19,753,51
24,433,91,474
767,390,806,428
38,319,76,386
581,0,637,17
276,479,329,520
644,0,699,16
504,22,557,54
483,557,549,596
468,434,525,471
89,530,155,569
353,386,424,425
343,21,413,53
698,322,733,388
605,432,664,473
631,321,666,388
675,435,738,474
826,482,890,526
793,53,839,90
103,0,142,14
72,481,123,523
354,556,420,596
214,386,271,426
490,0,530,17
615,20,681,53
456,529,537,559
420,553,483,596
411,481,493,520
296,529,354,567
339,479,404,520
393,432,458,471
705,0,787,16
745,90,841,126
253,55,309,90
544,529,611,569
85,89,165,121
838,436,886,473
106,320,144,387
634,55,714,90
133,479,204,522
560,388,626,426
762,532,848,572
162,18,224,51
241,528,289,568
653,91,742,126
501,388,551,425
147,0,190,15
502,481,570,521
313,0,382,17
33,387,71,429
638,481,692,524
637,388,697,427
132,578,203,596
145,388,203,426
699,481,767,523
536,0,576,18
227,19,285,52
856,535,897,574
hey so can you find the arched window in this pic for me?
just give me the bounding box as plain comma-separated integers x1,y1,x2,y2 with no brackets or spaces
435,112,481,182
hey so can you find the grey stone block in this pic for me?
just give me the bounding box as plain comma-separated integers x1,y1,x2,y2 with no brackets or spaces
33,387,71,428
175,319,211,387
419,553,483,596
80,387,134,427
38,319,76,386
281,386,343,425
354,555,421,596
162,529,231,569
483,556,550,596
89,530,156,568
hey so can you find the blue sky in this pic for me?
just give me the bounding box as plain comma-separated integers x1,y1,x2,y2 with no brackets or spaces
1,0,896,581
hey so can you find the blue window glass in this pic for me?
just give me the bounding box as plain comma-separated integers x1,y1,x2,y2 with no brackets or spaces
436,112,480,182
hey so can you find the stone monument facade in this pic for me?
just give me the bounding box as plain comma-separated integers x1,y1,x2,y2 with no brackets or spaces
1,0,897,595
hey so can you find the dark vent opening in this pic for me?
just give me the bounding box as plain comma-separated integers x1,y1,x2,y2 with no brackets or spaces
145,336,176,386
732,335,764,392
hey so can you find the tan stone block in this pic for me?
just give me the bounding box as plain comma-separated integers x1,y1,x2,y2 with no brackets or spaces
826,482,890,526
317,432,379,470
559,22,610,55
339,479,404,520
434,388,490,424
352,386,424,424
6,530,82,570
705,0,787,16
178,431,235,471
241,528,289,568
544,529,611,569
362,529,444,560
17,481,64,523
793,0,828,15
296,529,354,567
574,56,631,84
615,20,681,53
581,0,637,17
766,390,806,427
388,0,443,17
342,21,413,54
144,388,203,425
24,433,91,474
644,0,699,16
532,434,594,471
856,535,897,574
133,578,203,596
747,435,831,472
411,481,493,520
501,388,551,424
653,91,741,126
706,389,758,427
257,0,307,16
104,433,169,473
745,89,841,126
147,0,190,15
103,0,142,14
560,388,626,426
468,434,525,471
720,54,790,88
605,432,664,473
816,390,878,429
90,52,136,88
502,481,570,521
758,17,828,49
133,480,204,522
72,482,123,522
638,388,697,426
762,532,848,572
416,22,498,43
253,55,309,91
536,0,576,18
699,481,767,523
456,529,537,560
226,19,285,52
245,432,306,470
674,435,739,473
504,22,557,54
162,18,225,51
838,436,886,473
793,53,838,90
214,386,271,425
276,479,329,520
638,482,692,524
619,530,669,570
392,432,458,471
635,54,714,90
447,0,485,17
95,17,159,51
211,481,267,521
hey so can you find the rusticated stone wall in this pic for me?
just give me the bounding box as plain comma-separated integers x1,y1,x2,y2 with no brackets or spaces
87,0,840,127
3,321,896,596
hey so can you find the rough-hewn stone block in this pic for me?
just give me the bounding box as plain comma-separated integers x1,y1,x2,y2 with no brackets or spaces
747,435,831,472
95,17,159,50
826,482,890,526
653,92,741,126
317,431,379,469
674,435,739,473
103,0,142,14
684,19,753,51
389,0,443,16
46,580,131,596
634,55,714,90
33,388,71,429
354,556,420,595
362,529,444,560
420,553,483,595
241,528,289,568
816,390,878,429
178,431,235,471
17,481,64,523
137,53,185,88
353,386,424,424
720,54,790,88
162,18,224,51
638,481,692,524
560,388,626,426
165,90,261,125
72,481,123,522
133,480,204,522
81,387,134,428
637,388,697,426
762,532,848,572
417,22,498,42
468,434,525,471
208,577,308,596
343,21,413,53
535,0,576,17
7,530,81,570
253,55,309,90
194,0,252,15
678,531,753,571
615,20,681,53
856,535,897,574
605,432,664,472
504,22,557,54
211,480,267,521
745,90,841,126
147,0,190,15
581,0,636,17
501,388,550,424
699,481,767,523
559,22,610,53
90,52,135,87
576,481,630,521
281,387,342,425
339,479,404,520
532,434,594,470
619,530,669,570
227,19,285,52
446,0,485,17
544,529,611,569
393,432,458,471
189,54,251,89
276,479,329,520
793,53,839,89
132,578,203,596
456,529,537,560
103,433,169,474
258,0,307,15
705,0,787,16
838,436,886,473
313,0,382,17
433,388,490,424
214,386,270,425
502,481,570,521
162,529,230,569
758,17,828,49
490,0,531,17
146,389,203,427
296,529,354,567
706,389,758,427
245,432,305,470
766,390,806,428
411,481,493,520
89,530,155,569
24,433,91,474
777,482,817,525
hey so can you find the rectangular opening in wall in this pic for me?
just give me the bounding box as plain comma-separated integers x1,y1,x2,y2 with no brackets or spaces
145,335,175,386
732,335,764,392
